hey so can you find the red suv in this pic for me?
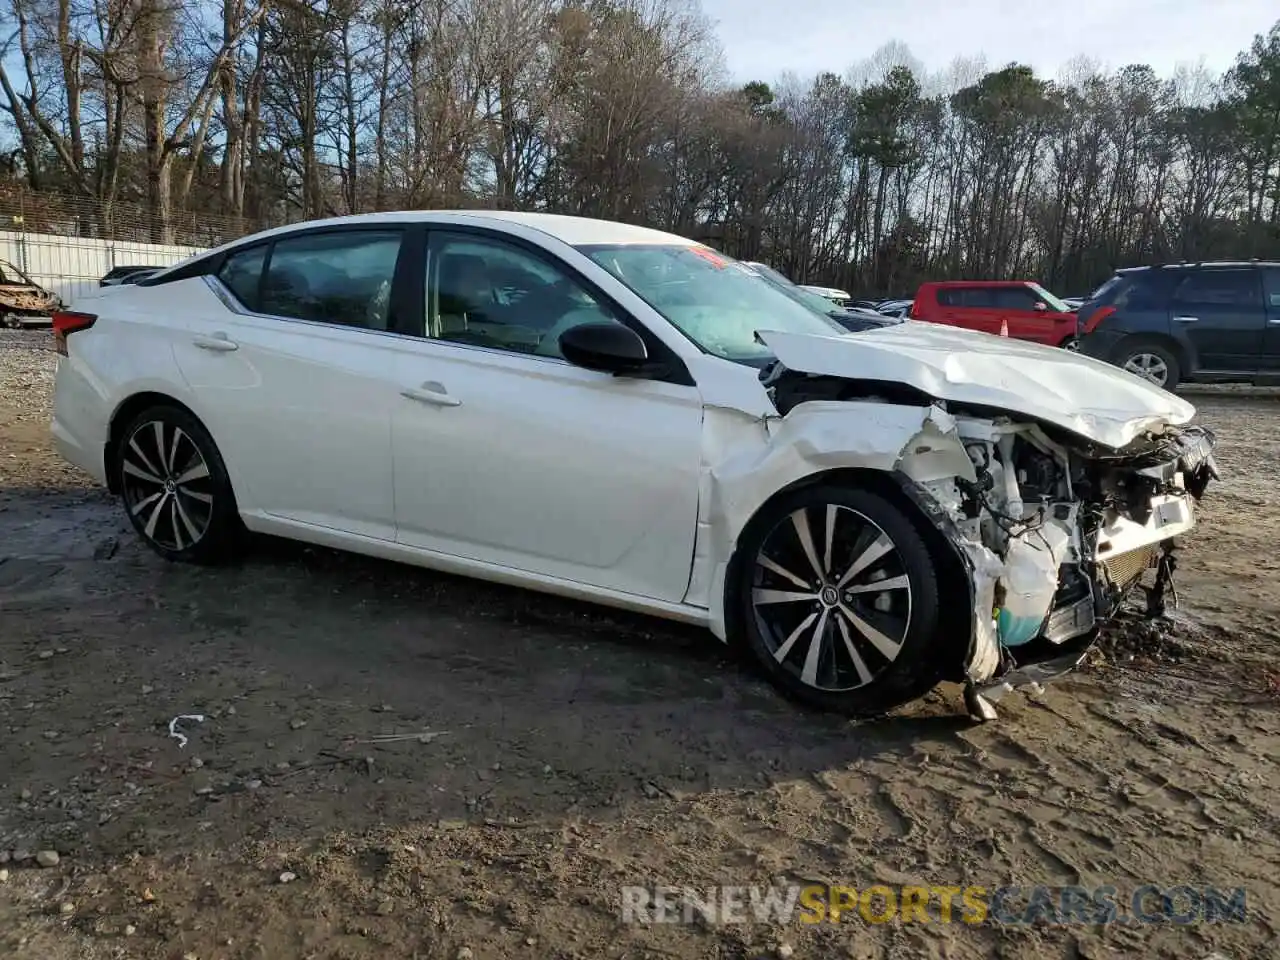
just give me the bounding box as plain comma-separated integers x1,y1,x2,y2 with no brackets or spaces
910,281,1079,347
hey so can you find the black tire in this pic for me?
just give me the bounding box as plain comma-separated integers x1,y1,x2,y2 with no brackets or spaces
115,404,243,564
731,485,945,717
1114,338,1181,391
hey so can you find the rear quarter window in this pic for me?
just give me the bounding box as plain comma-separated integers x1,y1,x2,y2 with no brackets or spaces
218,246,268,310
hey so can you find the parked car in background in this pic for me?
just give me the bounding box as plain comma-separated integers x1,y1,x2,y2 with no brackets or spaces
1077,261,1280,390
100,264,165,286
0,258,61,327
51,211,1216,721
798,283,852,306
742,262,901,333
909,280,1079,347
876,299,913,318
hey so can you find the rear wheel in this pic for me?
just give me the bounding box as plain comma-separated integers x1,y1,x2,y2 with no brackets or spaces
732,485,946,717
1115,339,1181,390
116,405,243,564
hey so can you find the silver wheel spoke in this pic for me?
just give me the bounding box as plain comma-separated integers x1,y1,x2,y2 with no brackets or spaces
167,427,185,473
790,508,826,579
773,610,819,663
170,499,184,550
173,493,202,543
822,504,837,574
843,574,910,595
836,534,894,588
835,615,873,686
799,608,832,688
152,421,166,467
143,492,170,538
838,602,902,661
180,488,212,504
753,588,819,605
757,555,810,590
128,436,163,479
174,461,210,484
130,490,164,516
123,458,164,485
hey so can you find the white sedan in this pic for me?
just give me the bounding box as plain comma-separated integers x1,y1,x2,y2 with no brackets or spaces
50,212,1218,720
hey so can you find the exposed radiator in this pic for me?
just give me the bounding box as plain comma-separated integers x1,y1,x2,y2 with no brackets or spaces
1101,544,1159,588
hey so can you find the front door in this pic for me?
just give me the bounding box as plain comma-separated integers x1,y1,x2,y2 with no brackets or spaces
391,229,705,602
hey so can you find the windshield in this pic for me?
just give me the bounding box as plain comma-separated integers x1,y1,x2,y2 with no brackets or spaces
743,264,848,316
1028,283,1073,312
579,244,845,362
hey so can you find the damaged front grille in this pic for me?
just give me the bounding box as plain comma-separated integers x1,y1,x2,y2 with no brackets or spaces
1100,544,1159,589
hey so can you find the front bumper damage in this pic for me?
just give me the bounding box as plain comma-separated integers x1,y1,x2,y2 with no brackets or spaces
901,413,1218,721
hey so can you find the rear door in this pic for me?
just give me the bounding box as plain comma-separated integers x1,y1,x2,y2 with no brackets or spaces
172,226,411,540
1168,268,1265,373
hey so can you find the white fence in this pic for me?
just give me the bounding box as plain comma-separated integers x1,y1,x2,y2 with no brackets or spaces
0,231,207,306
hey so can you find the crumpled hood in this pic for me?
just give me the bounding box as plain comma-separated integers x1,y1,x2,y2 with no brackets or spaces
758,321,1197,450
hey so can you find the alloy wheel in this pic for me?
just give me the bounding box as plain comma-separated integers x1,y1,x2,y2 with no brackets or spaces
120,419,215,551
1122,352,1168,386
750,504,912,692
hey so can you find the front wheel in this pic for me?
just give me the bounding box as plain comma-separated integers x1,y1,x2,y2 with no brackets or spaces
732,485,946,717
115,405,243,564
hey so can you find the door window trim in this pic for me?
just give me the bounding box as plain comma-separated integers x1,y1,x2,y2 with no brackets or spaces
420,225,694,387
202,224,421,341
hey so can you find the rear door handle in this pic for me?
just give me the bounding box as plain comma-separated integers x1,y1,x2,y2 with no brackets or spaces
401,382,461,407
1173,315,1199,324
193,333,239,352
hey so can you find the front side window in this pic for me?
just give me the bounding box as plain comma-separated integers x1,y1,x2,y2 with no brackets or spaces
260,230,403,330
579,244,845,362
427,234,621,358
1173,270,1262,308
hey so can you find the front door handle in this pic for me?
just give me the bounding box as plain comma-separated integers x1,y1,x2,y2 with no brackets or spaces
401,382,461,407
193,333,239,352
1173,315,1199,324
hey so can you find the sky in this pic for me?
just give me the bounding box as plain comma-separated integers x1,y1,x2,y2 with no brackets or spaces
700,0,1277,85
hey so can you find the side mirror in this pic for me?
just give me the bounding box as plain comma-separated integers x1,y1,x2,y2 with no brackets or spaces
559,322,649,374
1034,301,1048,311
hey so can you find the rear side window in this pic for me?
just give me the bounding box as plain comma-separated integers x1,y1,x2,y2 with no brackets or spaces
261,230,404,330
938,287,999,308
1263,268,1280,309
218,246,267,309
1173,270,1262,308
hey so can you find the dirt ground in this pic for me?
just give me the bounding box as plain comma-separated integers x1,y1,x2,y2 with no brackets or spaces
1,330,1277,960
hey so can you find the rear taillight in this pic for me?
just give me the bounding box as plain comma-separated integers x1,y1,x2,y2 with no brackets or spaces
52,310,96,356
1082,305,1115,334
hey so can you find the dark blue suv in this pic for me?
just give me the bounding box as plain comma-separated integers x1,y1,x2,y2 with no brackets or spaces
1077,261,1280,390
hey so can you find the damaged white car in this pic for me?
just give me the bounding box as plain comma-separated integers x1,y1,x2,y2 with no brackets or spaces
50,213,1217,720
